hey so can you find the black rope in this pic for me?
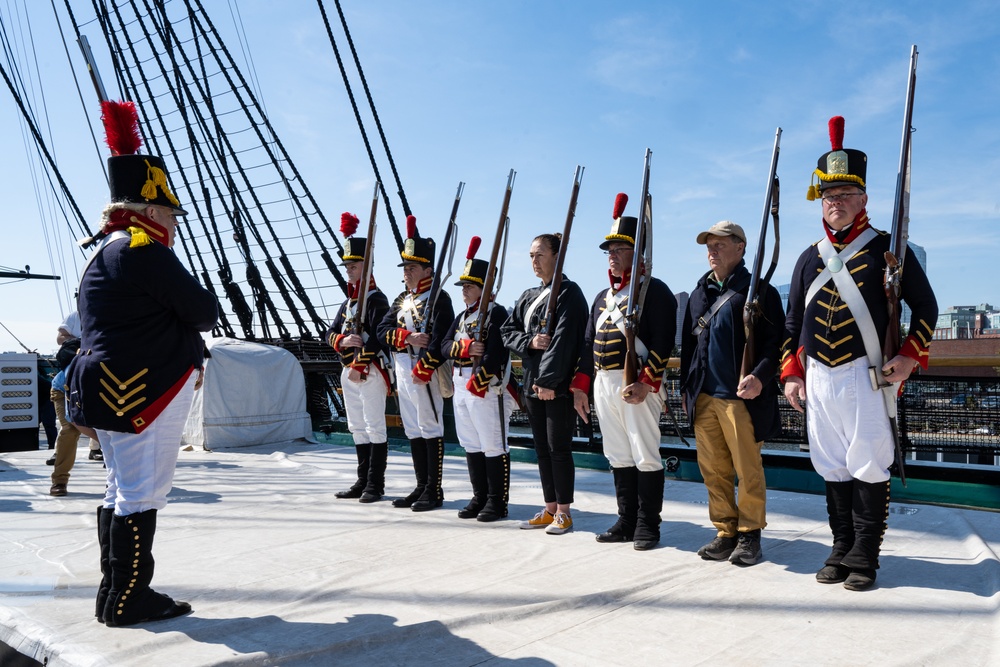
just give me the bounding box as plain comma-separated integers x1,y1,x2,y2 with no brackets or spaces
188,0,351,266
144,0,326,336
0,59,90,241
315,0,404,252
333,0,412,222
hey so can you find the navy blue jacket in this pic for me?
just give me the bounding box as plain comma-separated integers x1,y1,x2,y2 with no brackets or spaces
67,236,218,433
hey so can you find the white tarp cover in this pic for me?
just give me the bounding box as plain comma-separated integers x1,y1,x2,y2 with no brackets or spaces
181,337,312,448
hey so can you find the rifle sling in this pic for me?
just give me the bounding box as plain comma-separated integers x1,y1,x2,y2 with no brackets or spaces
691,288,739,337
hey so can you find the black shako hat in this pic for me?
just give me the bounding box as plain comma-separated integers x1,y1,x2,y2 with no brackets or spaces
398,215,436,266
600,192,639,251
102,101,187,215
807,115,868,200
455,236,487,286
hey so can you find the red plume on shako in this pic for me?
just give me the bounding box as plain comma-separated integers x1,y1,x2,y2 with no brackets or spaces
602,192,639,250
340,212,360,238
613,192,628,221
338,212,366,262
101,100,142,156
457,235,487,287
828,115,845,151
466,236,482,260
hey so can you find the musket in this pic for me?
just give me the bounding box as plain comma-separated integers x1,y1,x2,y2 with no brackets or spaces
352,180,380,336
623,149,653,392
882,44,919,487
741,128,782,381
78,35,109,102
540,165,584,335
471,169,515,366
417,183,461,424
884,45,918,365
423,182,463,335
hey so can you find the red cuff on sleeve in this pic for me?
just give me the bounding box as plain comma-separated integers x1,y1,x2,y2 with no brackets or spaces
466,376,487,398
329,332,346,352
901,335,930,371
569,371,591,395
779,346,806,383
391,327,411,350
412,358,434,383
457,338,474,359
640,367,662,393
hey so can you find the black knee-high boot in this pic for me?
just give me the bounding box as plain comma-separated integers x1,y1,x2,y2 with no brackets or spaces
841,479,891,591
96,506,114,622
104,509,191,627
393,438,427,508
596,466,638,543
633,469,664,551
458,451,488,518
816,480,855,584
412,437,445,511
360,442,388,503
478,453,510,522
336,443,372,498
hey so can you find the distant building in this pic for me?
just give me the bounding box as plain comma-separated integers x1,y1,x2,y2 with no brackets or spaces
777,283,790,315
900,241,928,328
935,304,997,340
673,291,689,349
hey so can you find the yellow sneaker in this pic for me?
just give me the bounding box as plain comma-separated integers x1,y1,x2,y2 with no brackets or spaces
545,512,573,535
520,509,554,530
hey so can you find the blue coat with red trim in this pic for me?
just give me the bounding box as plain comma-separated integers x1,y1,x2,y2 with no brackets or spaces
66,235,218,433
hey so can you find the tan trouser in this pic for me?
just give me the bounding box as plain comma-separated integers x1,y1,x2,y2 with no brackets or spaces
693,394,767,537
50,388,81,485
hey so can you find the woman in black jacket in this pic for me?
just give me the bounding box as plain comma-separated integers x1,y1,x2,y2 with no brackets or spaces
501,233,587,535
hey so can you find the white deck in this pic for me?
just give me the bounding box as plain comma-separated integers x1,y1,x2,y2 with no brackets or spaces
2,439,999,666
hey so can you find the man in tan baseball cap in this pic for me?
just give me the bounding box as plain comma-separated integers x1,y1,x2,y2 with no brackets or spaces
680,219,783,567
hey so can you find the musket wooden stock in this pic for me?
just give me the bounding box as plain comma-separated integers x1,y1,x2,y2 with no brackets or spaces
542,166,584,336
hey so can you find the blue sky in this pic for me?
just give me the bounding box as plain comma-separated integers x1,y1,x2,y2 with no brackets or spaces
3,0,999,353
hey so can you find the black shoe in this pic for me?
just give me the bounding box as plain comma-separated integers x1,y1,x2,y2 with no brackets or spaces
89,449,104,461
46,455,56,466
843,568,877,591
392,487,424,508
458,500,484,519
335,485,364,499
596,526,633,544
476,499,507,523
698,535,738,561
411,498,443,512
729,530,763,566
816,564,850,584
633,538,659,551
358,492,382,503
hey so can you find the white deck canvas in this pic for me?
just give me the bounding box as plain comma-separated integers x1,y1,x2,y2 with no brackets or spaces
2,439,999,666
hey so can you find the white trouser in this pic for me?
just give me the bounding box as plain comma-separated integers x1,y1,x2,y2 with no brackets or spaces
805,356,894,483
452,367,514,457
594,369,664,472
393,351,444,439
99,373,197,515
341,365,388,444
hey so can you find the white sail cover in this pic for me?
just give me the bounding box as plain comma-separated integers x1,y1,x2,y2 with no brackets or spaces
182,337,313,448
